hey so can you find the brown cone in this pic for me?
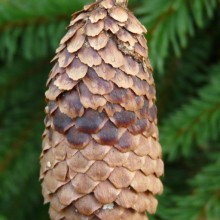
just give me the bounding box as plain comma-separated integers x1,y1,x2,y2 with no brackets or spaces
40,0,164,219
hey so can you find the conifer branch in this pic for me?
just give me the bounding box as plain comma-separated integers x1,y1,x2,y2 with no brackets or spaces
160,64,220,160
164,155,220,219
136,0,218,70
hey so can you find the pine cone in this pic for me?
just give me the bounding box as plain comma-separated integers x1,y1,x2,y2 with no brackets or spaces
40,0,164,219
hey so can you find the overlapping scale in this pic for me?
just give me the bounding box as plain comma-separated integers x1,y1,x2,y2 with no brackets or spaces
104,16,120,34
94,180,120,204
83,68,114,95
67,28,85,53
99,40,124,68
71,173,98,194
58,48,74,68
86,20,105,37
79,83,106,109
88,32,109,50
109,6,128,22
58,90,84,119
78,47,102,67
93,61,116,80
89,8,107,23
66,58,88,81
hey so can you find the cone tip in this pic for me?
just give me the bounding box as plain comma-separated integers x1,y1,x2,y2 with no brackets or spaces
96,0,128,6
115,0,128,4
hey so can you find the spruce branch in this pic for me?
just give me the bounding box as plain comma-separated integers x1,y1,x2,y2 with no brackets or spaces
164,155,220,220
160,64,220,160
136,0,219,71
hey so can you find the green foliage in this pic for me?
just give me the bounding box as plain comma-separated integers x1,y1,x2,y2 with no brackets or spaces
0,59,48,219
0,0,220,220
136,0,218,71
164,153,220,219
0,0,90,62
161,64,220,160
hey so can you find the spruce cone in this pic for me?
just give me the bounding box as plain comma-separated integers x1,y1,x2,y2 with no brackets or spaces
40,0,164,219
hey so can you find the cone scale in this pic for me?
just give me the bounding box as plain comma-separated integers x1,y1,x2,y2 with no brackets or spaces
40,0,164,219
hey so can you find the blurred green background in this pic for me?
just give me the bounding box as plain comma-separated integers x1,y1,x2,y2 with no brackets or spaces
0,0,220,219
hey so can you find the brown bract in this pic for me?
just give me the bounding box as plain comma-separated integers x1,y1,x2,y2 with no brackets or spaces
54,73,77,91
58,48,74,68
83,68,114,95
120,55,139,76
60,24,82,45
58,90,84,118
41,0,163,219
117,28,137,46
93,62,116,80
66,58,88,81
78,46,102,67
111,69,133,89
89,8,107,23
100,0,115,9
45,84,62,101
86,20,105,37
104,16,119,34
69,13,88,26
88,32,109,50
109,6,128,22
99,40,124,68
126,13,147,34
78,83,107,109
67,28,85,53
